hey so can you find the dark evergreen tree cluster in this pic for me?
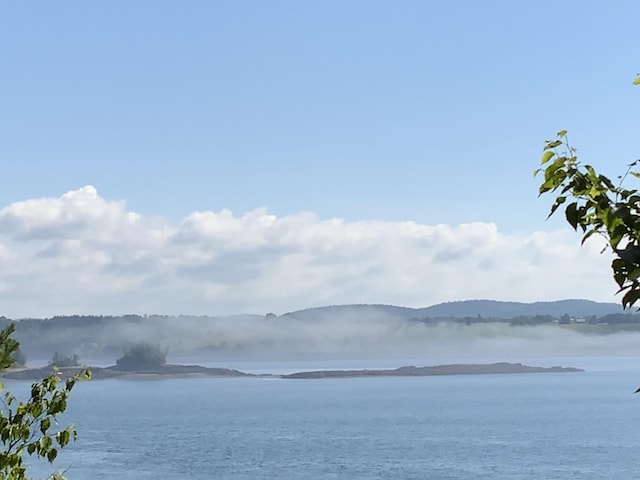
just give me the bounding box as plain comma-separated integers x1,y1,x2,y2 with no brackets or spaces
115,343,167,371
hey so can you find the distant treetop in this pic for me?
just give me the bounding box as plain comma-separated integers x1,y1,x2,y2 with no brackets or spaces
116,343,167,371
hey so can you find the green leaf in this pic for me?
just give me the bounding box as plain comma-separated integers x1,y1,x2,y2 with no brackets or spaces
557,130,567,138
581,228,599,246
547,196,566,218
46,448,57,463
56,429,70,447
617,245,640,264
544,140,562,150
622,287,640,309
633,75,640,85
584,165,599,182
40,435,52,451
598,174,615,190
565,202,579,229
610,223,628,249
39,418,50,435
628,268,640,282
541,151,554,164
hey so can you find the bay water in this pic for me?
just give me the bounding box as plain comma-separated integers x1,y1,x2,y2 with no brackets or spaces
20,358,640,479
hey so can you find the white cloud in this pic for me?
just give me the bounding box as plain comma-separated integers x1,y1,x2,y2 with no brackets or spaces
0,186,617,318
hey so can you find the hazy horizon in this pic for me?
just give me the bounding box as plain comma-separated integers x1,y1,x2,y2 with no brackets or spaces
13,306,640,367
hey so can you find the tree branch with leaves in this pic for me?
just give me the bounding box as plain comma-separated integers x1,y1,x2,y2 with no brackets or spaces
535,75,640,309
0,323,90,480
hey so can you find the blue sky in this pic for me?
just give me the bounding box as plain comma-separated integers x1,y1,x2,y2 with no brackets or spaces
0,2,637,315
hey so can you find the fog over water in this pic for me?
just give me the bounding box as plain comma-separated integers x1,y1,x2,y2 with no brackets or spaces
19,311,640,371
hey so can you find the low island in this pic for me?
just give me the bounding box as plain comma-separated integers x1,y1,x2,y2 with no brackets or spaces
2,343,584,380
2,362,584,381
280,362,584,379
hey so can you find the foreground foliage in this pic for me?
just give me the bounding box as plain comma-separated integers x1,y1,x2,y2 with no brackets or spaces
0,324,90,479
535,75,640,309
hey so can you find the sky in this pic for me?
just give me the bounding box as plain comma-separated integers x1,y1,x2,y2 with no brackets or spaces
0,1,638,317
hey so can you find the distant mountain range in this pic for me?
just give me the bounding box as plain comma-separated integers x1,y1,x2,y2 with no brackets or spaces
283,299,624,320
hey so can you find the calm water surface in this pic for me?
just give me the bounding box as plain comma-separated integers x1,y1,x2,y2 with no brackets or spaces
22,360,640,479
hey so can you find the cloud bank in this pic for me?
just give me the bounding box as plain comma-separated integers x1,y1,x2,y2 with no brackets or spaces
0,186,617,318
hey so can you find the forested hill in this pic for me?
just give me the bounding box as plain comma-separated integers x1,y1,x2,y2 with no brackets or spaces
284,299,623,320
416,299,623,319
0,299,628,362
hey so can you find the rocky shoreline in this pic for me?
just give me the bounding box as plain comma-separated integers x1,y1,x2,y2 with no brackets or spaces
1,362,584,381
